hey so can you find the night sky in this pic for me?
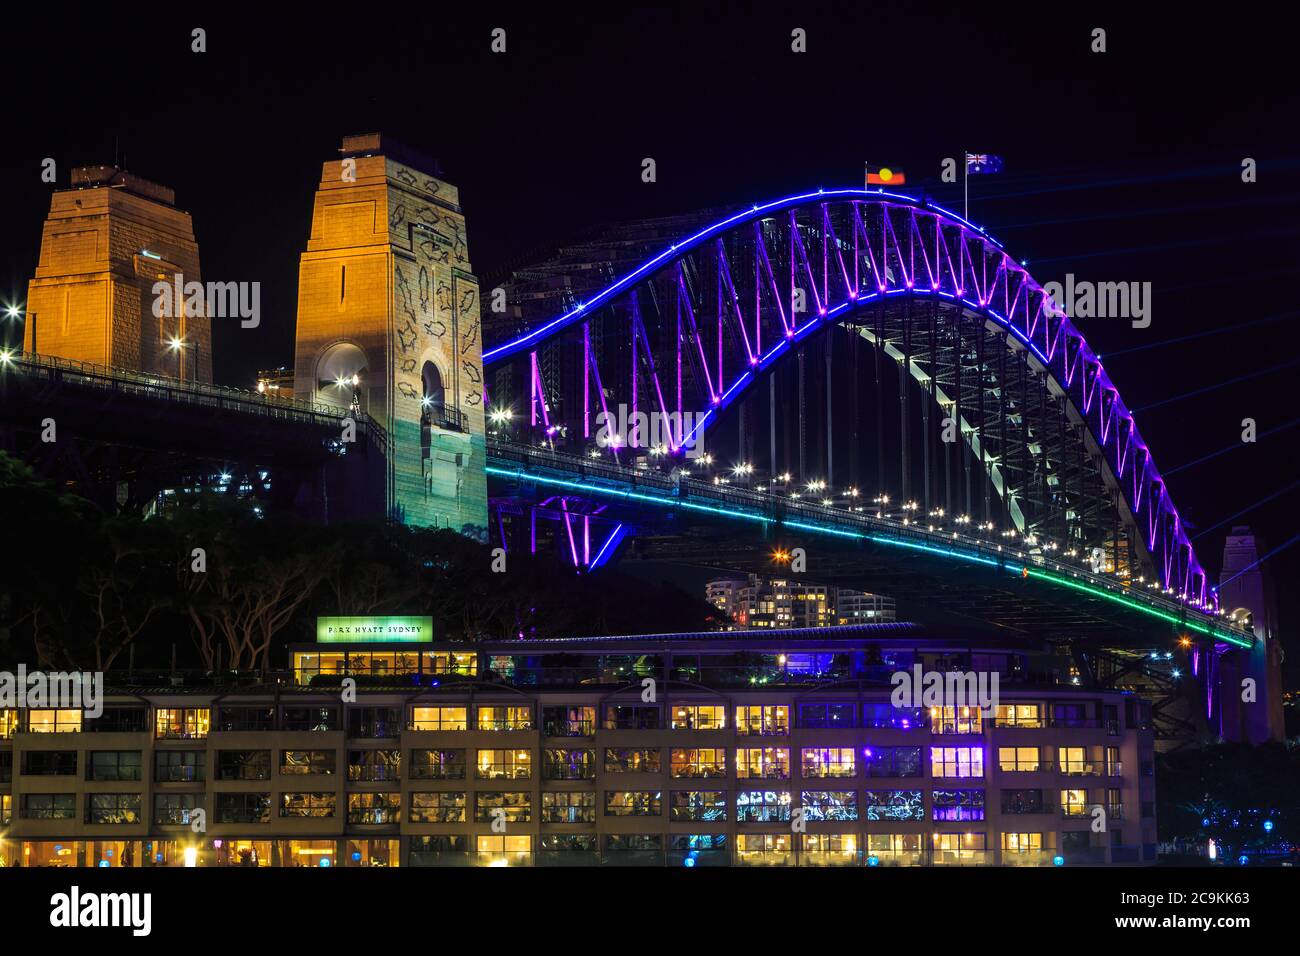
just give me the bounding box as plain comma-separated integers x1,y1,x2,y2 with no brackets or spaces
3,4,1297,672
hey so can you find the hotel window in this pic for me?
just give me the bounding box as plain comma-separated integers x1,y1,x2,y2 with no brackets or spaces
670,748,727,778
800,791,857,821
868,833,921,857
736,705,789,735
217,749,272,781
1107,787,1124,819
604,748,661,773
998,746,1041,772
864,746,922,778
410,749,466,780
280,750,336,775
795,702,857,723
1000,788,1045,814
155,708,209,739
348,792,401,824
347,707,402,738
995,704,1042,727
930,746,984,778
28,709,84,734
930,706,983,735
423,651,477,676
348,749,400,782
409,835,469,865
0,709,18,738
0,752,9,783
670,704,726,730
477,705,532,731
1057,746,1089,774
1105,746,1123,777
671,791,727,822
280,792,336,818
604,705,660,730
736,833,791,861
863,703,924,729
735,747,790,780
541,791,596,823
542,706,596,737
1002,832,1044,853
476,835,532,859
21,750,76,775
1060,789,1090,817
154,793,202,826
409,792,467,823
281,706,339,732
604,790,663,817
541,835,598,852
670,834,727,853
863,790,924,821
475,792,531,823
604,834,662,853
87,707,149,732
2,795,11,824
476,748,532,780
87,751,142,782
86,793,141,824
217,706,275,731
801,747,856,779
22,793,76,820
215,793,271,824
543,748,596,780
803,833,857,857
1051,703,1090,728
932,789,985,821
932,832,986,860
155,750,205,782
736,789,792,822
409,706,467,731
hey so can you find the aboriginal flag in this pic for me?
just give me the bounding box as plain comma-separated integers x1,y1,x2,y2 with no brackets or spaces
866,164,905,186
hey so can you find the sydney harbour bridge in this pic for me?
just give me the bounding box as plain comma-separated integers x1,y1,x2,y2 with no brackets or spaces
0,146,1275,748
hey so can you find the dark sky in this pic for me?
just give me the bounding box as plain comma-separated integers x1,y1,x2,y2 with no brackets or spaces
3,3,1297,671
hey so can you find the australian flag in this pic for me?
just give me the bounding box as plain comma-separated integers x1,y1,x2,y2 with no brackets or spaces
965,153,1003,174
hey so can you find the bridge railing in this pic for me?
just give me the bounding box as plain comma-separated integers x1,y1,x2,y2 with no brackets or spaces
4,350,391,455
488,440,1248,642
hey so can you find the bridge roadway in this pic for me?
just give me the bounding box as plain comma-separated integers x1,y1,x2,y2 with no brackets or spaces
0,350,388,521
486,439,1251,650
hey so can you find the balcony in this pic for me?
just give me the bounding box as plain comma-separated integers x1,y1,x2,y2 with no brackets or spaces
1058,764,1101,777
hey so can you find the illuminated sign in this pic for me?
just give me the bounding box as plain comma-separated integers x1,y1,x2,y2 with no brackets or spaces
316,616,434,643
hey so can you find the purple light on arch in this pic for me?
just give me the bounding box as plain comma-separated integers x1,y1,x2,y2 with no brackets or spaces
485,187,1216,602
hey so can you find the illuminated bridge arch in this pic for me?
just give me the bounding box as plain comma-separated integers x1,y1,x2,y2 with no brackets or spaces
482,189,1212,608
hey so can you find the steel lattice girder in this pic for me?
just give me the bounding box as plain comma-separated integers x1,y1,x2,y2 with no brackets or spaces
482,190,1213,609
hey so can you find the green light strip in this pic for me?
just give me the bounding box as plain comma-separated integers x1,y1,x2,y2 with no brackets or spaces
488,463,1250,648
1025,568,1251,647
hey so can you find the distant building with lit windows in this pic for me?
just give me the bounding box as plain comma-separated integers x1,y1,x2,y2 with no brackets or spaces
707,574,896,629
0,619,1155,867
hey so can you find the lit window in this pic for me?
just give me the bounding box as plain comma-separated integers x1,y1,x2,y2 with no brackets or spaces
735,706,789,736
154,708,208,739
801,747,856,778
27,709,83,733
670,705,726,730
997,746,1041,772
930,746,984,778
410,707,467,731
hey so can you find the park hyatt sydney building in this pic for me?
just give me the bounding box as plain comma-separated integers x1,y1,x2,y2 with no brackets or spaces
0,620,1156,868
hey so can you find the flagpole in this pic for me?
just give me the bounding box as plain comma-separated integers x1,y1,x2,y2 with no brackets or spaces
963,149,968,220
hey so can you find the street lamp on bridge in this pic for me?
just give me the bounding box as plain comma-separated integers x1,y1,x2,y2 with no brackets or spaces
4,305,36,353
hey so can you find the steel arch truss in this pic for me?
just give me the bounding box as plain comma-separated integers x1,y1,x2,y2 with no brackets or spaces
483,190,1212,608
